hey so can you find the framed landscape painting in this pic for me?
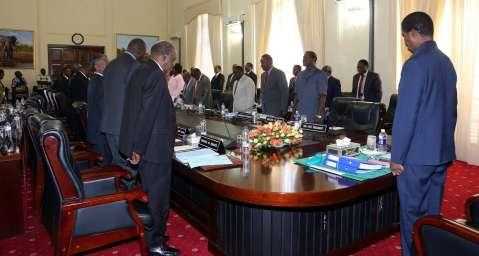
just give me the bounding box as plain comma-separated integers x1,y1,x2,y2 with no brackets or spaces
0,29,34,69
116,34,159,57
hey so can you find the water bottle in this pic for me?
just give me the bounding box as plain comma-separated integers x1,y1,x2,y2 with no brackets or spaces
198,102,204,114
241,127,251,154
221,103,226,116
252,110,257,124
4,125,14,153
293,111,301,129
200,119,207,135
377,129,388,152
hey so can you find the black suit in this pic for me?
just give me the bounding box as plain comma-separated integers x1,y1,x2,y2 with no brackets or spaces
53,75,70,94
87,73,111,164
326,76,342,108
101,52,140,168
211,73,224,108
223,72,237,111
352,71,382,102
68,72,89,102
119,59,176,247
245,71,257,86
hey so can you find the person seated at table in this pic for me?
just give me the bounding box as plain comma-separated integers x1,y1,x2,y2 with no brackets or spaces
232,65,256,113
11,70,28,104
36,68,52,87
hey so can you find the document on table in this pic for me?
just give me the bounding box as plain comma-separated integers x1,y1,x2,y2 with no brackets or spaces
175,148,233,168
174,144,197,152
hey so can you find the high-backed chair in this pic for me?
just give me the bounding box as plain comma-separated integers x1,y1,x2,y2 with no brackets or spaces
329,97,358,126
27,113,103,215
343,101,381,134
38,118,149,256
382,94,398,132
413,215,479,256
466,194,479,229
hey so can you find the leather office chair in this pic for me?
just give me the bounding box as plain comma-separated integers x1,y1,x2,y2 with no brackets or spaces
27,113,102,216
71,101,88,139
466,194,479,229
382,94,397,133
329,97,358,126
38,118,150,256
343,101,381,134
413,215,479,256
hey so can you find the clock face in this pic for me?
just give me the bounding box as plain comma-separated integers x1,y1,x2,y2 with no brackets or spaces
72,33,84,45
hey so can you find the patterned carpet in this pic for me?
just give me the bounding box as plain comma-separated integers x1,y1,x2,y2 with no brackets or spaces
1,161,477,256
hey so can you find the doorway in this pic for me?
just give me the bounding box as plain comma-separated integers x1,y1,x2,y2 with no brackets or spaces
47,44,105,79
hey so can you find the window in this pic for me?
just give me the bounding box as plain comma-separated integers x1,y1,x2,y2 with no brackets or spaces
195,14,215,78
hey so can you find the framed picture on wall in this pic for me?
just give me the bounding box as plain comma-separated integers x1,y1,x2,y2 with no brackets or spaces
116,34,159,59
0,29,34,69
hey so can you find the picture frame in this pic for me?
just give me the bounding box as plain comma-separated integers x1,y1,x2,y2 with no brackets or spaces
116,34,159,57
0,29,34,69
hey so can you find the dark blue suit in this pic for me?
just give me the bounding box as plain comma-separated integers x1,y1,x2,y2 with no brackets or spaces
392,41,457,256
87,73,111,164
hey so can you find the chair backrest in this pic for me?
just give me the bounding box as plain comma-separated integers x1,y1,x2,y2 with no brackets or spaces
329,97,358,126
27,113,57,163
414,215,479,256
38,118,84,201
344,101,381,134
384,94,398,123
72,101,88,136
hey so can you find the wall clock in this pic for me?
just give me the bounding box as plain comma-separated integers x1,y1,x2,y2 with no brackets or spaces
71,33,84,45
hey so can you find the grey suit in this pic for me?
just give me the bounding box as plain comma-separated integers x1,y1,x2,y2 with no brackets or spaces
182,78,196,104
260,67,289,117
100,52,140,169
193,74,213,107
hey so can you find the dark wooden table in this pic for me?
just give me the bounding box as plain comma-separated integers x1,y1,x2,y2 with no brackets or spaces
171,110,399,256
0,152,24,239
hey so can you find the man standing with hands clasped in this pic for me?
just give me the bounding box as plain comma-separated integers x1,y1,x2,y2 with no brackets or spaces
119,41,179,256
390,12,457,256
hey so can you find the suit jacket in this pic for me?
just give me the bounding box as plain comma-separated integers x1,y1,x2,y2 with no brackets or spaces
68,72,89,102
53,75,70,94
326,76,342,108
100,52,140,135
211,73,225,92
260,67,289,116
87,73,104,145
193,74,213,107
224,72,236,94
392,41,457,165
352,71,382,102
119,59,176,164
182,78,196,104
245,71,257,86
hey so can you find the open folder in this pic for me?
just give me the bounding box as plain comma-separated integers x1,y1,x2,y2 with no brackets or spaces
175,148,233,168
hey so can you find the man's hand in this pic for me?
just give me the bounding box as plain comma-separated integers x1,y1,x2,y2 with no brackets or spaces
390,161,404,176
128,152,141,165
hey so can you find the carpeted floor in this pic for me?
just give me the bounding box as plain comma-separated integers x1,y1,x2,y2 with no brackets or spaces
1,161,477,256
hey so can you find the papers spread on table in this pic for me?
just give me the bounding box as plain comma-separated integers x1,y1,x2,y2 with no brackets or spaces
174,144,197,152
175,148,233,168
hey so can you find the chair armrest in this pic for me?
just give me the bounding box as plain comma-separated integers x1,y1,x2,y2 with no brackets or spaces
64,188,146,211
80,165,130,181
70,141,89,151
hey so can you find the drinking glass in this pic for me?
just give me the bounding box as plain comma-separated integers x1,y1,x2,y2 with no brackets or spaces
367,135,377,151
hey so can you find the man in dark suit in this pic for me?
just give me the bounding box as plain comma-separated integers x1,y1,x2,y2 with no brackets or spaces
211,65,224,109
351,59,382,102
244,62,257,86
223,64,238,111
191,68,213,108
288,64,302,107
120,41,179,256
100,38,146,171
53,66,72,94
391,12,457,256
260,54,289,117
322,65,342,108
182,70,196,104
68,65,89,102
87,55,111,164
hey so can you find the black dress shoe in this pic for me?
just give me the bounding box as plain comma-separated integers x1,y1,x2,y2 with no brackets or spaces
149,243,179,256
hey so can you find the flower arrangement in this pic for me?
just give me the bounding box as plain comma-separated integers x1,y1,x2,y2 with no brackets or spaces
248,121,303,151
253,147,303,166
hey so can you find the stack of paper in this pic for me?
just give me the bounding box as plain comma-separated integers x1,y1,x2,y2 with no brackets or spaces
175,148,233,168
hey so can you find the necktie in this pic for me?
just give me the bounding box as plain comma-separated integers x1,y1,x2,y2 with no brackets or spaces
357,74,364,99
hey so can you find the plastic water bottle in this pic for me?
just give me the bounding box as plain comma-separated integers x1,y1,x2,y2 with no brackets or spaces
252,110,257,124
198,102,204,114
221,103,226,116
293,111,301,129
241,127,251,154
200,119,207,135
377,129,388,152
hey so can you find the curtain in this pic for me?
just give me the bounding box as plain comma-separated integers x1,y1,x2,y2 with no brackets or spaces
185,17,198,70
194,14,215,78
252,0,273,74
398,0,479,164
294,0,325,64
208,14,223,69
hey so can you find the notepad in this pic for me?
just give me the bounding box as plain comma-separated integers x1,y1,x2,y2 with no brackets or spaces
175,148,232,168
174,145,197,152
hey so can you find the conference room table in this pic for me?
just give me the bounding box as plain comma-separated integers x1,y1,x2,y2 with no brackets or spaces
171,110,399,256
